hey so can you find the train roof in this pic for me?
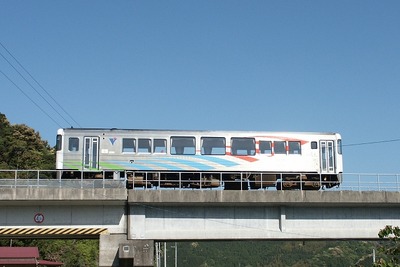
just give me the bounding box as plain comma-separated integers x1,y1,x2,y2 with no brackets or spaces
59,128,339,136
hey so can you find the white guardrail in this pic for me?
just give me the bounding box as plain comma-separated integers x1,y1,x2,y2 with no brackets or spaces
0,170,399,191
0,170,126,189
337,173,400,192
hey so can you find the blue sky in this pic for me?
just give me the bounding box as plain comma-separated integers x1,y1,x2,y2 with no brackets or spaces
1,1,399,173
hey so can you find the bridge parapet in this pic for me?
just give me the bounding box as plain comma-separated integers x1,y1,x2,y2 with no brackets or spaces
0,188,127,203
128,190,400,206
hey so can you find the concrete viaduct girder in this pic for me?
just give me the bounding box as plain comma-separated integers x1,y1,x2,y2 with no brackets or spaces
1,188,400,266
128,190,400,240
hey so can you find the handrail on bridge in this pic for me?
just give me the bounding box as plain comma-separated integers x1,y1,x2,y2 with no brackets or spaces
0,169,399,192
0,169,125,189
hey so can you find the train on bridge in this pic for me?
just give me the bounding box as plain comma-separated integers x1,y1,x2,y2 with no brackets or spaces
56,128,343,190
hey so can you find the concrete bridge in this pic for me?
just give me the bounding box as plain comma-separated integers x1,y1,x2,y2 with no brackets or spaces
1,186,400,266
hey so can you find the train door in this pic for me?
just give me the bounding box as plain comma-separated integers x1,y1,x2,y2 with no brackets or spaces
83,137,99,169
320,140,335,173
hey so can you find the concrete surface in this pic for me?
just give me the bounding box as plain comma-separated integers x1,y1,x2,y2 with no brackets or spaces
128,190,400,206
2,188,400,266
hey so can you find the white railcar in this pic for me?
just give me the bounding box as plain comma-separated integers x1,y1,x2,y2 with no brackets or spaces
56,128,343,190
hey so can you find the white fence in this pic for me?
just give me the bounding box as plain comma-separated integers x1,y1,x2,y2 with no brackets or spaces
0,170,125,189
336,173,400,191
0,170,399,191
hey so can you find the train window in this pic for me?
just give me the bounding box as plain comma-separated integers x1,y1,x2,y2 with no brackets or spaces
259,141,272,154
56,135,62,151
153,139,167,154
138,138,151,153
171,137,195,155
68,137,79,152
122,138,136,153
274,141,286,154
201,137,226,155
337,139,342,154
231,138,255,156
288,141,301,154
311,141,318,149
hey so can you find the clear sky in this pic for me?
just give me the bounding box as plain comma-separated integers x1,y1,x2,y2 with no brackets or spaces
1,1,399,173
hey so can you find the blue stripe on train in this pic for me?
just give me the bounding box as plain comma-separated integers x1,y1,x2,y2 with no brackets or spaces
109,160,191,171
165,157,212,170
135,159,184,170
108,161,157,171
199,155,238,167
109,155,239,171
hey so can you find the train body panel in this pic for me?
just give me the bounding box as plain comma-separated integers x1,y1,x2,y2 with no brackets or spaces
56,128,343,189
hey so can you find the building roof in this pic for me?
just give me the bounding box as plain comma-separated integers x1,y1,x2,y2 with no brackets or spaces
0,247,39,258
0,247,63,266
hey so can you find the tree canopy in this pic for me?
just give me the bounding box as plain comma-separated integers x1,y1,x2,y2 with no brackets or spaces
375,225,400,266
0,113,54,170
0,113,99,265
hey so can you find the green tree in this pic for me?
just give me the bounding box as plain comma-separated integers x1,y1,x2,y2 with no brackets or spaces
0,113,55,170
0,113,100,266
375,225,400,267
0,113,13,169
0,239,99,267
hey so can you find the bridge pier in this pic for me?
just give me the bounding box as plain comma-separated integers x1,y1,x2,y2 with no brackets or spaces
99,234,154,267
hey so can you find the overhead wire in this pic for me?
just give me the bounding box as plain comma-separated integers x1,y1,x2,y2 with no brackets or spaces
0,69,63,128
0,41,81,128
2,42,399,147
0,50,74,127
343,138,400,147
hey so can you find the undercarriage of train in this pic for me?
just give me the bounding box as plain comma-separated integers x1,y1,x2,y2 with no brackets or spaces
60,170,340,190
121,171,341,190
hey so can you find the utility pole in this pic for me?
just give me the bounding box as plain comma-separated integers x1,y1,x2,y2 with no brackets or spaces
175,242,177,267
164,242,167,267
155,242,161,267
171,242,177,267
373,248,376,264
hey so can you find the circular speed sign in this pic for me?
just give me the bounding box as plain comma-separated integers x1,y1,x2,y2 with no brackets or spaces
34,213,45,224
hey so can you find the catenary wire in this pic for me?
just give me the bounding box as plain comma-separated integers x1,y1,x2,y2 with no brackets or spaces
0,69,63,128
0,51,72,127
0,42,81,127
343,138,400,147
2,44,398,145
0,42,80,127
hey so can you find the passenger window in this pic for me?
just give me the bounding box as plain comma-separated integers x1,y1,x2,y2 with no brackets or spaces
138,138,151,153
274,141,286,154
311,141,318,149
171,137,195,155
153,139,167,154
68,137,79,152
201,137,226,155
337,139,342,155
56,135,62,151
259,141,272,154
122,138,136,153
288,141,301,154
231,138,255,156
